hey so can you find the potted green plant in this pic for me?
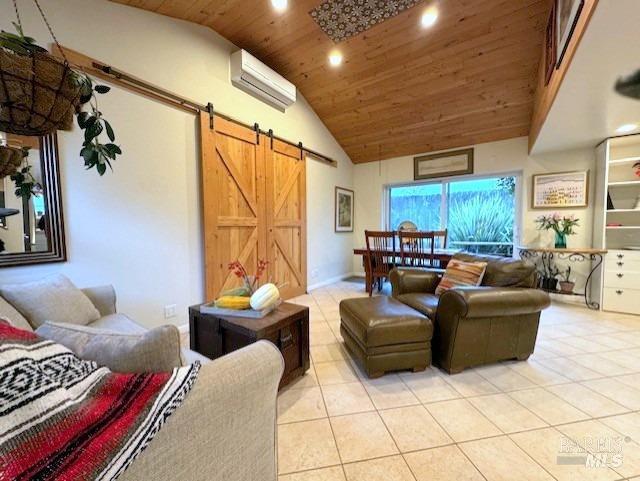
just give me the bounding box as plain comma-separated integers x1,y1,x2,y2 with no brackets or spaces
535,213,579,249
539,255,560,291
1,15,122,186
558,266,575,294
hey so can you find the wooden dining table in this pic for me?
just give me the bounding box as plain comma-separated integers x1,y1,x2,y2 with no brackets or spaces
353,247,460,278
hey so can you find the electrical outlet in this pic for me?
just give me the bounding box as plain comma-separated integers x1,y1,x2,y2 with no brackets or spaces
311,269,319,279
164,304,177,319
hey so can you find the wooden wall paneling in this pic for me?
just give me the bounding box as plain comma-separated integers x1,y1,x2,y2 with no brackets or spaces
264,136,307,299
111,0,549,164
529,0,600,152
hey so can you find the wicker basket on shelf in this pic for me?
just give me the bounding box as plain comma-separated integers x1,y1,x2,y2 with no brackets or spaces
0,144,25,178
0,48,82,136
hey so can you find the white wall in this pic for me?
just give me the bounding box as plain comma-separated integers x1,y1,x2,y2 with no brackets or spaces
0,0,354,327
353,137,596,289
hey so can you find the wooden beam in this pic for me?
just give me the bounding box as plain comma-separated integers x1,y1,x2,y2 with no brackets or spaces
528,0,600,152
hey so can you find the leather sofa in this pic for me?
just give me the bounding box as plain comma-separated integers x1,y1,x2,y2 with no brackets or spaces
390,253,550,374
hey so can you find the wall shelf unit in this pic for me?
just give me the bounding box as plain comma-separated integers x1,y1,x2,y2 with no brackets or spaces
592,134,640,315
608,157,640,165
608,180,640,186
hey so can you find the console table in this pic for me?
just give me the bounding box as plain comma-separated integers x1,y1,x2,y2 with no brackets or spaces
518,247,607,310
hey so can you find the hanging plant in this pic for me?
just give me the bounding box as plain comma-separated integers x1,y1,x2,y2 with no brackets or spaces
5,145,41,200
10,161,40,201
76,82,122,175
0,0,122,175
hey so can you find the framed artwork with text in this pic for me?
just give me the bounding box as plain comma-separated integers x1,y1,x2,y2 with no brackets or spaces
532,171,589,209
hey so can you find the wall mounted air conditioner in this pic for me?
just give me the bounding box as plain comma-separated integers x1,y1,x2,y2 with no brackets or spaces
230,49,297,111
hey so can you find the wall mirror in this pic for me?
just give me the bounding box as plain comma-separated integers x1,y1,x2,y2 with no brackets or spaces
0,133,66,267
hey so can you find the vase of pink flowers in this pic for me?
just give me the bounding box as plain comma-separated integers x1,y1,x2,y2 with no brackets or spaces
535,213,579,249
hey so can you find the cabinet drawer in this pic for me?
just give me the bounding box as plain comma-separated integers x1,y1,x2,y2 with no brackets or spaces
604,270,640,288
606,250,640,262
603,287,640,315
264,318,308,385
605,259,640,273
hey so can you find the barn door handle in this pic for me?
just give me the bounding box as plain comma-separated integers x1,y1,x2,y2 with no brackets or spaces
280,330,293,348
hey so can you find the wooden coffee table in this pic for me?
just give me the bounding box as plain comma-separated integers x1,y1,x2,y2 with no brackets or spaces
188,302,310,389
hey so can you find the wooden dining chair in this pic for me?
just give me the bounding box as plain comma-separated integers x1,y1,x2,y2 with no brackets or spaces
432,229,448,249
364,230,397,295
399,231,436,268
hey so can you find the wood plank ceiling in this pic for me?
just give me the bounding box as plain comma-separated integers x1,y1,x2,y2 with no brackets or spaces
111,0,549,163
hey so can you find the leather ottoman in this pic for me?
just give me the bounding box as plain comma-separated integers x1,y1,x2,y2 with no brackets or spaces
339,296,433,378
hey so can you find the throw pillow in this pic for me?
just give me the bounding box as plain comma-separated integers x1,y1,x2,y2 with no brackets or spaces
36,322,183,373
0,296,33,331
0,274,100,328
435,259,488,296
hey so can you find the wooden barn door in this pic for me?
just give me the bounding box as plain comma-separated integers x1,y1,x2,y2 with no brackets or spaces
200,112,307,300
200,113,266,300
265,138,307,299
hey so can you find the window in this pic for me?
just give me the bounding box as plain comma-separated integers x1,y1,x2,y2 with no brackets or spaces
389,183,441,232
388,175,517,256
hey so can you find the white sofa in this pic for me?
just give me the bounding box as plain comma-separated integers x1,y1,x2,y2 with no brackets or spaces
0,285,284,481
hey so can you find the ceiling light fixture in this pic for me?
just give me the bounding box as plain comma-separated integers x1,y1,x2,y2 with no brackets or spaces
329,50,343,67
421,6,439,28
271,0,287,12
616,123,638,134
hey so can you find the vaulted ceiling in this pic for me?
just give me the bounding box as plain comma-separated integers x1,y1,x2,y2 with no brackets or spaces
112,0,549,163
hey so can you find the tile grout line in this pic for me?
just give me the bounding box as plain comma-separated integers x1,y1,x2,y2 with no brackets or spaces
309,292,350,481
395,372,492,481
292,284,640,479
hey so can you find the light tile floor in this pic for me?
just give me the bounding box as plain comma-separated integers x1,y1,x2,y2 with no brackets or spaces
278,280,640,481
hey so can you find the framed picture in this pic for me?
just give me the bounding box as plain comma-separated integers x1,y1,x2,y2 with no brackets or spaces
556,0,584,68
544,0,556,85
335,186,354,232
532,171,589,209
414,148,474,180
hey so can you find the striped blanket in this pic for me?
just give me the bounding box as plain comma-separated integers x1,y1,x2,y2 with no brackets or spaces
0,321,200,481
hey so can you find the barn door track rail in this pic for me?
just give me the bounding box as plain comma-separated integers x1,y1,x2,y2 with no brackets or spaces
51,45,337,167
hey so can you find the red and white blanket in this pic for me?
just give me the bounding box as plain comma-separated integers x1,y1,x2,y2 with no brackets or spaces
0,322,200,481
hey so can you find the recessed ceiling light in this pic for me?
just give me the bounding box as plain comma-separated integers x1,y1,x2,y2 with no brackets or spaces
329,50,343,67
616,123,638,134
421,6,439,28
271,0,287,12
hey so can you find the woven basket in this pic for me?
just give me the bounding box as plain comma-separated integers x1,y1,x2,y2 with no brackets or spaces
0,48,82,136
0,145,25,178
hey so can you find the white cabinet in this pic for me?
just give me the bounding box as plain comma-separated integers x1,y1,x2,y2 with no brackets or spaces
593,136,640,315
603,288,640,314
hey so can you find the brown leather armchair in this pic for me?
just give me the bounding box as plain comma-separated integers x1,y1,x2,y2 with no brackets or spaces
390,253,551,373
